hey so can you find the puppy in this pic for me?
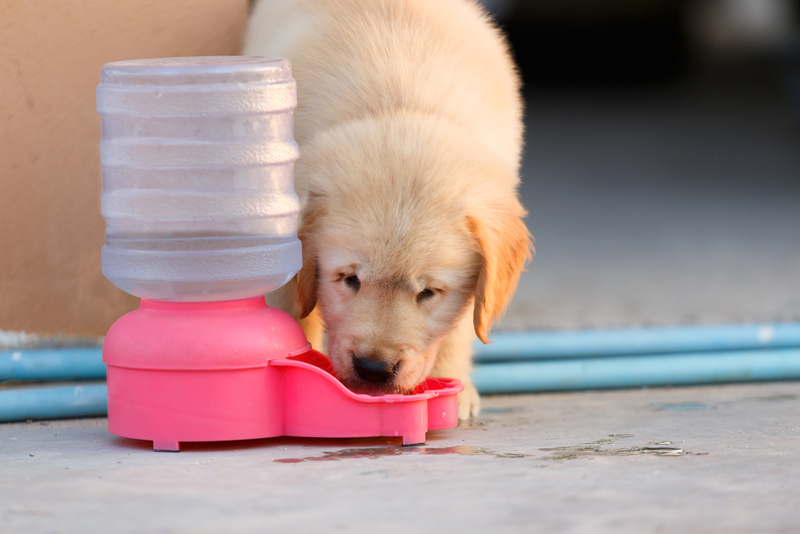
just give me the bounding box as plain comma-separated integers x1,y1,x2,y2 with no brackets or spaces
244,0,532,419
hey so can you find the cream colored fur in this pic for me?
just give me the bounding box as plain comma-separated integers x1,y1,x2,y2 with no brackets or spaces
244,0,532,419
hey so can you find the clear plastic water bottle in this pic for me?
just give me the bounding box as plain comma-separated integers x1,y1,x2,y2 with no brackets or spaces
96,56,301,301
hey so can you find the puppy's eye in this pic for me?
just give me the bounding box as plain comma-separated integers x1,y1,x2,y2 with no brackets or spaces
417,288,436,303
344,274,361,291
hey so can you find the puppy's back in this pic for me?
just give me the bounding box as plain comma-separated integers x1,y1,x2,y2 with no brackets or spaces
245,0,523,171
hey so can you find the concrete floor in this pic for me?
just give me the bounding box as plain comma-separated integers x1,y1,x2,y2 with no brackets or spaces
2,381,799,533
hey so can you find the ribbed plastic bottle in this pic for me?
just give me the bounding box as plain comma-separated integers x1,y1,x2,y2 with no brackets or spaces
96,56,301,301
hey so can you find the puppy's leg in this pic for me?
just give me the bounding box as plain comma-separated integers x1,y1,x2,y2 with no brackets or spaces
431,310,480,420
265,277,325,353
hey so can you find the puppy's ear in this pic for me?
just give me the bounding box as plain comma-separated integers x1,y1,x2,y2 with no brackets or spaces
468,202,533,343
296,194,325,318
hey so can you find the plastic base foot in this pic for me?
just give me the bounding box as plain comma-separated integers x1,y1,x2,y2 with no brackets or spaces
153,439,180,452
402,433,426,446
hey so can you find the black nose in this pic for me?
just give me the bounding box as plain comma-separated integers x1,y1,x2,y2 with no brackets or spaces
352,355,399,384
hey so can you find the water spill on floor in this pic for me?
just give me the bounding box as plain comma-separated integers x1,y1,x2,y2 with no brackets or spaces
481,407,520,415
649,402,715,411
273,437,702,463
748,394,797,402
457,419,488,429
274,445,528,463
538,438,689,460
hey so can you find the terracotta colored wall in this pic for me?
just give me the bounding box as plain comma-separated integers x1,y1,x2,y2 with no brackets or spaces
0,0,248,336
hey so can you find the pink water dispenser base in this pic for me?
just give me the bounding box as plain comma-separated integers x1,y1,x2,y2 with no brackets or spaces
102,298,462,450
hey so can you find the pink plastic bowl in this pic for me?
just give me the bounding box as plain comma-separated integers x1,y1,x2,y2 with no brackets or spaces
103,297,462,450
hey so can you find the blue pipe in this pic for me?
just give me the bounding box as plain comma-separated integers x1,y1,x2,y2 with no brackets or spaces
1,324,799,423
476,323,800,362
0,383,107,422
2,324,799,382
472,348,800,394
1,348,799,422
0,348,105,381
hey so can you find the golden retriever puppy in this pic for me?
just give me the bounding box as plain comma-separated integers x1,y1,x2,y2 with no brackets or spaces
244,0,531,419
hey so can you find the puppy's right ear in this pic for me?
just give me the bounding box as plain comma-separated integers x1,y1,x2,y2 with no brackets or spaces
296,193,325,318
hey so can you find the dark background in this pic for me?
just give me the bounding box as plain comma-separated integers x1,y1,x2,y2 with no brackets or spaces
478,0,800,330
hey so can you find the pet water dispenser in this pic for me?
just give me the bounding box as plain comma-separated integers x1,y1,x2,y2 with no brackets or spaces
97,57,462,451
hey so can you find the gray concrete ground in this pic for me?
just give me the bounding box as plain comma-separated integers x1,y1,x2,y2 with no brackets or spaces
2,381,799,533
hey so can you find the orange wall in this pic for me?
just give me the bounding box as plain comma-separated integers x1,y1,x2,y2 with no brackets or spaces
0,0,248,336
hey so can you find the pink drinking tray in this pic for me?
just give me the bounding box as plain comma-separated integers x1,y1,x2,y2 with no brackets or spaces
102,297,463,451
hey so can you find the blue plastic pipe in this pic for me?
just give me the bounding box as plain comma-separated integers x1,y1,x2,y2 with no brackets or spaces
2,324,799,382
2,323,800,423
0,383,107,422
4,349,799,422
475,323,800,362
0,348,105,381
472,348,800,394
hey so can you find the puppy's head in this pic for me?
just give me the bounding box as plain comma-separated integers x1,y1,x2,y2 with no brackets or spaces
296,114,532,393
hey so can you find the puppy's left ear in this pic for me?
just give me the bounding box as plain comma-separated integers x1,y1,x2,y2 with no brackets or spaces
296,193,326,318
468,200,533,343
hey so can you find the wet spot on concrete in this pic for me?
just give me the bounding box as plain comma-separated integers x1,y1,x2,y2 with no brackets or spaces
457,419,488,429
539,438,686,460
274,445,528,463
650,402,715,411
482,407,519,414
748,394,797,402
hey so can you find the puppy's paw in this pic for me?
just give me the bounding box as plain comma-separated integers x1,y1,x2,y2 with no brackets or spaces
457,381,481,420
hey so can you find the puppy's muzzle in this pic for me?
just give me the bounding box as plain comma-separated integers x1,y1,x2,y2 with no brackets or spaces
352,354,400,385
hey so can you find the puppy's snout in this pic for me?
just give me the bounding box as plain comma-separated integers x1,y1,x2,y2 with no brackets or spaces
352,353,399,385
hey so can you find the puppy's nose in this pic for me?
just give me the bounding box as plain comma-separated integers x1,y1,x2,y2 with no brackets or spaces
352,354,399,384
